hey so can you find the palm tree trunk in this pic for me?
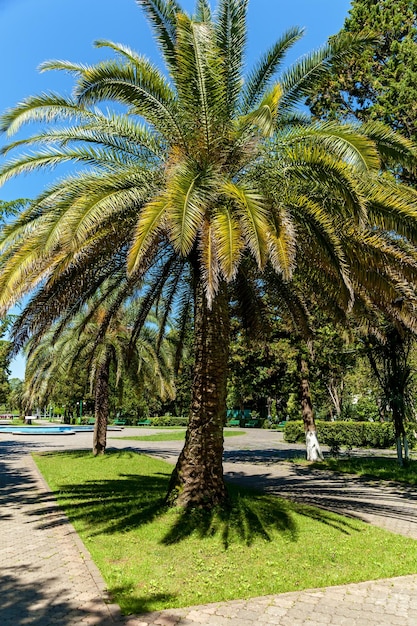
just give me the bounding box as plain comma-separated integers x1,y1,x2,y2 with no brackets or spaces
298,355,323,461
166,277,230,508
93,354,111,456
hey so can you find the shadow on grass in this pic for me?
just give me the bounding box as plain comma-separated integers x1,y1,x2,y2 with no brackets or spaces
109,585,177,615
32,451,362,549
33,476,170,536
309,456,417,487
162,482,362,548
161,487,299,547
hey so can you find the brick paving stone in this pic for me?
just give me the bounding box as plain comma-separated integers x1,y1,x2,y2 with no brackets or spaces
183,611,209,623
237,609,267,620
153,616,183,625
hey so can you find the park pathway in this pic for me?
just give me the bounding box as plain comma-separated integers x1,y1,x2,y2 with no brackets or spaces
1,428,417,625
0,439,120,625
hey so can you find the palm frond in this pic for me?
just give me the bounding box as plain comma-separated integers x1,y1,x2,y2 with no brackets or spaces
175,13,226,152
239,84,282,137
361,120,417,174
211,205,244,280
195,0,212,21
241,26,304,114
198,220,219,307
0,94,83,136
128,195,168,274
266,207,297,280
74,60,184,144
292,195,354,306
135,0,181,72
278,121,382,173
38,59,90,74
222,181,269,269
166,165,205,255
215,0,248,117
279,32,377,114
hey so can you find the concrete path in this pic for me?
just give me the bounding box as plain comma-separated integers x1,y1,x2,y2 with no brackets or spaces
1,427,417,625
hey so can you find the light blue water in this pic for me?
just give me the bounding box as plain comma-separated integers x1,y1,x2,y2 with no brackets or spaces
0,425,122,434
0,426,81,434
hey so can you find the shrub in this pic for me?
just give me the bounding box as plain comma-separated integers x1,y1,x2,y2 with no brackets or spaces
284,420,416,451
150,415,188,427
283,421,305,443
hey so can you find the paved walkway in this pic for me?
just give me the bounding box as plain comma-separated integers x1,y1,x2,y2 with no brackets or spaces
1,428,417,625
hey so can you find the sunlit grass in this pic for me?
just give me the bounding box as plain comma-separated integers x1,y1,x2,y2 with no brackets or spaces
110,430,246,442
33,450,417,614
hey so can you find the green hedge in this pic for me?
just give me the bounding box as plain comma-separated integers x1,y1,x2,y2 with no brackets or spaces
284,420,416,451
150,415,188,427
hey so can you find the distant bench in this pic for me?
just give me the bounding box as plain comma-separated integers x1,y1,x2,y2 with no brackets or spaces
113,418,151,426
244,419,259,428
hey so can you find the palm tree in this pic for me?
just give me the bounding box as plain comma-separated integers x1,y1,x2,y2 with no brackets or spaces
24,328,88,421
2,0,417,506
83,303,175,455
24,298,175,455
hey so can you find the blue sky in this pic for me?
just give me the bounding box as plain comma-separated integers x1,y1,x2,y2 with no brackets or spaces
0,0,352,378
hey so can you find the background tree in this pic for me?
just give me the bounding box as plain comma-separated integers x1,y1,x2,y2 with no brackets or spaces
361,320,416,464
24,331,89,422
308,0,417,182
0,339,11,405
308,317,358,420
7,377,24,415
307,0,417,452
227,314,297,421
160,321,194,418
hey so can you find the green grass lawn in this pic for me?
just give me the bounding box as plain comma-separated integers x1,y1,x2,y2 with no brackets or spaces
307,456,417,486
111,430,246,442
33,450,417,615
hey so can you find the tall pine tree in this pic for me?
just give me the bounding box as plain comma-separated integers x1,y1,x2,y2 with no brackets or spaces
308,0,417,142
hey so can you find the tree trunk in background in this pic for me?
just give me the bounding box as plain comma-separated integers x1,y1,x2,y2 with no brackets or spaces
365,325,412,466
392,396,409,466
298,355,323,461
166,277,230,508
93,354,111,456
327,378,343,418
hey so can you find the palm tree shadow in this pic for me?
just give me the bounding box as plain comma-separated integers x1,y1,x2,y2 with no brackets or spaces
161,490,296,547
33,472,169,535
161,484,360,548
110,585,177,615
31,451,362,549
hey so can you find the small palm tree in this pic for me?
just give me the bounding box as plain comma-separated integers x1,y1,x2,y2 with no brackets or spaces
2,0,417,506
24,298,175,455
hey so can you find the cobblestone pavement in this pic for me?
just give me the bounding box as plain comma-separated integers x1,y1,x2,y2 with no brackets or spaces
1,427,417,625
